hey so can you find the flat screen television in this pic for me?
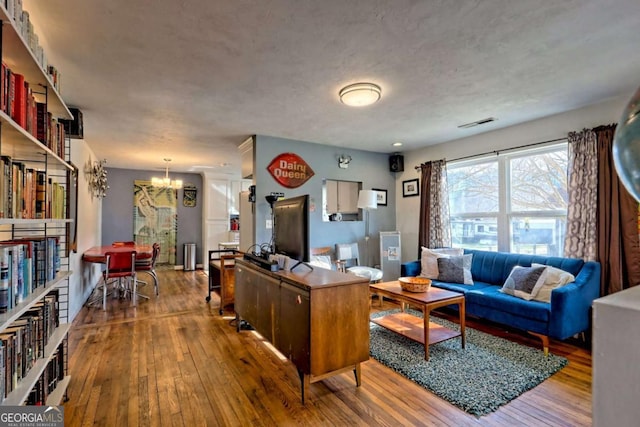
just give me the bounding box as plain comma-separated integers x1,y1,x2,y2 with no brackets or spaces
273,194,311,271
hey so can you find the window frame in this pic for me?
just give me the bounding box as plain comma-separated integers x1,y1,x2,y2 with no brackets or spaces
447,142,568,254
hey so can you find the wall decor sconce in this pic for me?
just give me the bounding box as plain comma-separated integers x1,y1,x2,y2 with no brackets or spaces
85,159,109,198
338,154,352,169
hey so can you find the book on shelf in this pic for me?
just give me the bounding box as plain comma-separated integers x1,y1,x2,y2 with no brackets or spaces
11,73,25,128
35,102,47,144
0,244,20,312
0,246,9,313
0,289,59,402
10,317,35,375
26,342,64,405
0,332,15,398
1,156,11,218
3,326,24,385
35,170,46,219
3,240,33,297
0,340,4,403
0,62,6,114
0,156,66,219
0,238,59,311
0,70,65,155
7,70,15,125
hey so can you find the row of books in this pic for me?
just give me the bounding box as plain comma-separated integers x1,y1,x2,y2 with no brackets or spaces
0,156,67,220
0,63,67,158
0,288,59,402
0,237,60,314
2,0,62,93
27,342,65,406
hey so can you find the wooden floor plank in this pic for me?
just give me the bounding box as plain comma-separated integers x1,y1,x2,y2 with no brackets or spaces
64,267,592,426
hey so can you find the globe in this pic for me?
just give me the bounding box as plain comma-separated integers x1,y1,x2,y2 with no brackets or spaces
613,85,640,202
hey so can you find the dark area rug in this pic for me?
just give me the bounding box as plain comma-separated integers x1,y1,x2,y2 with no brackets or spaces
369,309,568,417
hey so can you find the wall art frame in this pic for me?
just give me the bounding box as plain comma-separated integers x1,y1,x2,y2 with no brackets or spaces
372,188,387,206
402,178,420,197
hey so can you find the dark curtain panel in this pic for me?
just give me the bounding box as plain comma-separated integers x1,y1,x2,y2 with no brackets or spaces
595,124,640,295
417,162,432,258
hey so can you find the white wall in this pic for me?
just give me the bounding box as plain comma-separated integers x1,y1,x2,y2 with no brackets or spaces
395,95,629,262
68,139,102,321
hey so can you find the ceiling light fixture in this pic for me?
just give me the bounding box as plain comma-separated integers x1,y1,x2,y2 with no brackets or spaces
339,82,382,107
392,142,403,147
152,158,183,189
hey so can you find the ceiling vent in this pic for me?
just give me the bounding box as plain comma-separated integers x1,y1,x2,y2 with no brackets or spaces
458,117,497,129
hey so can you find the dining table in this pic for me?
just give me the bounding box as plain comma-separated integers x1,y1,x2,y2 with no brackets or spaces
82,244,154,263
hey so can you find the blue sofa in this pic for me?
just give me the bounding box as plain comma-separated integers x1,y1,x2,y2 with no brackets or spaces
401,249,601,353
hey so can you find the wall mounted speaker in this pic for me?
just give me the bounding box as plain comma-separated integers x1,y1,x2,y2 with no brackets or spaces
389,154,404,172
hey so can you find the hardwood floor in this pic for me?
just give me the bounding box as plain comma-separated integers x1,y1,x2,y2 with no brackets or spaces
64,268,592,426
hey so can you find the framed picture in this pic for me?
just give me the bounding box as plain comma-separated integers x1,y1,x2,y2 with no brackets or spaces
402,179,420,197
372,188,387,206
183,185,197,207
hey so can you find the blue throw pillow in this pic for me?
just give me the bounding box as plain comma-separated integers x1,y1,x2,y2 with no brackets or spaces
500,266,548,300
437,254,473,284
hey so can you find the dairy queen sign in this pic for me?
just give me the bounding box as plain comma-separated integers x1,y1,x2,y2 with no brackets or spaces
267,153,315,188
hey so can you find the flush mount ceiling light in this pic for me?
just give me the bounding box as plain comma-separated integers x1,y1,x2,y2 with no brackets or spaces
152,158,183,189
339,82,382,107
392,142,403,147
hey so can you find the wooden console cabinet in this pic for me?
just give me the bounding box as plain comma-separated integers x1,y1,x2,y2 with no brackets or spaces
234,259,370,402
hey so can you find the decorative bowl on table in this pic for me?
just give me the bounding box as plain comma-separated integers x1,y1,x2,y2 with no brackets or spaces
399,277,432,292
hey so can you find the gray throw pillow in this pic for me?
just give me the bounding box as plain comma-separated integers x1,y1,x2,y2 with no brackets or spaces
437,254,473,284
500,266,548,300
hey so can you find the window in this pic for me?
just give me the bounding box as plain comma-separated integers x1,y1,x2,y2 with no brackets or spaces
447,143,568,256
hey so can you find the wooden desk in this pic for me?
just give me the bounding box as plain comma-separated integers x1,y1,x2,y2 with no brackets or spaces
83,244,153,263
207,250,243,314
234,258,370,403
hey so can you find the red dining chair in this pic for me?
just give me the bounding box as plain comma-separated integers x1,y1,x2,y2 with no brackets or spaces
135,243,160,296
100,250,137,310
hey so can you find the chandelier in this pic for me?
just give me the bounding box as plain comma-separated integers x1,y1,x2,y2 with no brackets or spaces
152,158,183,189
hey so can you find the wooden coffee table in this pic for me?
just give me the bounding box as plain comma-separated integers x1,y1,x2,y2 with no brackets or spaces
369,281,465,360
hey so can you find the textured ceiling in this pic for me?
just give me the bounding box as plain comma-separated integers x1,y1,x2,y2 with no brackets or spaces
22,0,640,173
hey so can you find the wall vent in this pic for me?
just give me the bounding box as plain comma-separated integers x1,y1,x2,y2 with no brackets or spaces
458,117,497,129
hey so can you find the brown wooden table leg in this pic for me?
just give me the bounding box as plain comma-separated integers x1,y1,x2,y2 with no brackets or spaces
423,305,430,360
459,298,466,349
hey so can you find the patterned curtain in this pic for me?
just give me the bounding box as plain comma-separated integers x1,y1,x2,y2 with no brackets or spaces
418,159,451,255
564,129,598,261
